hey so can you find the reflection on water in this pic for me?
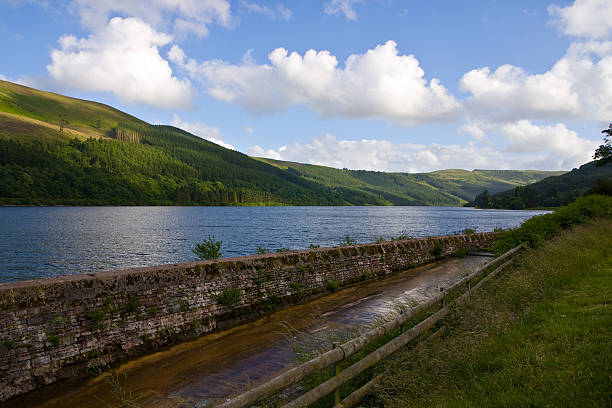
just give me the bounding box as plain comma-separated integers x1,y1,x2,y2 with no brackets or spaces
0,206,546,282
3,255,488,408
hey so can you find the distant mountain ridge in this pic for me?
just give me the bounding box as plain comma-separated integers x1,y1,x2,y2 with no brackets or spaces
254,158,564,206
0,80,564,206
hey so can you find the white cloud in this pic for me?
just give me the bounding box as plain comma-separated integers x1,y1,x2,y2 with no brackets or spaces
254,134,506,172
47,17,193,110
171,114,235,150
248,134,508,172
548,0,612,39
241,1,292,20
248,119,596,173
0,74,7,81
460,42,612,122
323,0,363,21
70,0,232,37
459,121,487,141
244,125,254,134
276,4,292,20
176,40,461,125
499,120,597,168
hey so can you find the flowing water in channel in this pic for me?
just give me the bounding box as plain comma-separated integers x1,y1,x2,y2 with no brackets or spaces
4,255,490,408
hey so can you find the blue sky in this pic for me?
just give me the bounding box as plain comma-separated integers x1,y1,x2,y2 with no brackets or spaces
1,0,610,172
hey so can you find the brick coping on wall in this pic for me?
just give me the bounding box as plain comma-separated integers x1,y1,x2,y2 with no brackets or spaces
0,233,486,290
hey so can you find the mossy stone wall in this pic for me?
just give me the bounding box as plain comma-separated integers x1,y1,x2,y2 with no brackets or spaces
0,232,496,401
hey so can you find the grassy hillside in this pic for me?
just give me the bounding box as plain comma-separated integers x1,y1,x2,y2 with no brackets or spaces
0,80,564,206
0,81,366,205
255,157,563,206
473,160,612,209
377,201,612,407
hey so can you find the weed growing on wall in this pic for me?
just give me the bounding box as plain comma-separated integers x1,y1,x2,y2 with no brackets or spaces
325,279,340,292
125,296,140,314
217,288,242,306
340,236,357,246
193,235,222,260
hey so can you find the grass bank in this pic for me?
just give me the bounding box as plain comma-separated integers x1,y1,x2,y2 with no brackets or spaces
376,219,611,407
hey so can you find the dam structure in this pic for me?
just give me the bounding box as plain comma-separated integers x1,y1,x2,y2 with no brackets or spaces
0,232,496,402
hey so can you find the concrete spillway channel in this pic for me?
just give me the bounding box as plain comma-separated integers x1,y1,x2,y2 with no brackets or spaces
4,254,492,408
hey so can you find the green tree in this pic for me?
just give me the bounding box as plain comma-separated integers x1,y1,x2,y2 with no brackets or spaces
593,124,612,165
193,235,222,260
474,189,493,208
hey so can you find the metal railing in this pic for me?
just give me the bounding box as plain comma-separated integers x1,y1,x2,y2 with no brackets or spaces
215,245,522,408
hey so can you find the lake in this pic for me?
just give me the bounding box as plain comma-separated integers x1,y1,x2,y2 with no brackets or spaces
0,206,548,282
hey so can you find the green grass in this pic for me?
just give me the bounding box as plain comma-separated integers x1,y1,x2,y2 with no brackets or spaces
375,220,612,407
495,195,612,253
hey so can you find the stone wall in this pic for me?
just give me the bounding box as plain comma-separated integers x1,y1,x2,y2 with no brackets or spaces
0,232,496,402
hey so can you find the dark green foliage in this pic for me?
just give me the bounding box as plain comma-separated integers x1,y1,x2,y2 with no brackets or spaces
308,244,321,249
266,294,282,311
2,339,15,349
125,296,140,314
453,248,467,258
340,235,357,246
495,195,612,253
54,315,68,327
254,270,269,285
584,177,612,196
275,248,290,253
462,228,476,235
217,288,241,306
362,270,374,280
87,308,107,329
475,161,612,209
473,189,493,208
193,235,222,260
431,243,444,257
325,279,340,292
593,124,612,165
391,233,412,241
48,334,61,345
290,282,303,293
256,246,270,254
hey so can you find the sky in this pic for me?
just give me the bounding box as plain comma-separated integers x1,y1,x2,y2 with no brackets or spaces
0,0,611,172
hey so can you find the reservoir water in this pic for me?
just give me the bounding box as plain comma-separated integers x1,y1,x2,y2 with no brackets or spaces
0,206,547,282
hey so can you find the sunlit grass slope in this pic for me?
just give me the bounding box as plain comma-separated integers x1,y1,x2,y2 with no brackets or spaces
0,80,359,205
0,80,145,140
377,201,612,407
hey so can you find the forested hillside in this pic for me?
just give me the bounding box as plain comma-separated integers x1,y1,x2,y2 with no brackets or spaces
255,158,563,206
472,160,612,209
0,80,564,206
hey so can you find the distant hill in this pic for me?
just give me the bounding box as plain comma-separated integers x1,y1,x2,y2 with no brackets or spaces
255,158,564,206
0,80,563,206
472,160,612,209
